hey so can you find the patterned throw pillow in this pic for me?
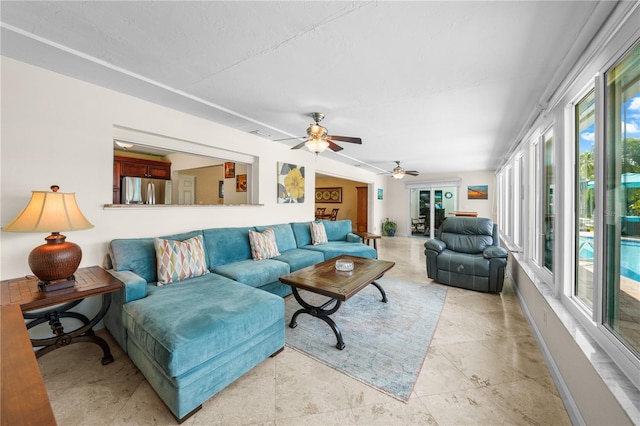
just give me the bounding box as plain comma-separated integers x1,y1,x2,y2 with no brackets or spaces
310,221,328,245
154,235,209,285
248,228,281,260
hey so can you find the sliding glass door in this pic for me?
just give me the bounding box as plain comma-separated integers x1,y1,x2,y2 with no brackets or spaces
410,187,457,238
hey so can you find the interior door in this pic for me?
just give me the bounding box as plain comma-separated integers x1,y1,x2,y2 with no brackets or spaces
356,186,368,232
178,175,196,204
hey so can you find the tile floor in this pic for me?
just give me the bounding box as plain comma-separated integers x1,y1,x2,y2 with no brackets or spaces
37,236,571,425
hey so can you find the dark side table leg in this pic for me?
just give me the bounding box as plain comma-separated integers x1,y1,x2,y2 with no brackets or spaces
26,293,115,364
289,287,346,350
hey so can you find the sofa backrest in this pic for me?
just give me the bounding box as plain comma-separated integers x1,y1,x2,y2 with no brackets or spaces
291,221,312,246
291,219,353,246
110,230,203,283
203,226,254,267
254,223,297,252
321,219,352,241
439,217,495,254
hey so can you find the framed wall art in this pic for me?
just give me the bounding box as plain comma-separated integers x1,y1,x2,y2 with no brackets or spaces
315,187,342,203
224,162,235,178
277,162,305,203
236,174,247,192
467,185,488,199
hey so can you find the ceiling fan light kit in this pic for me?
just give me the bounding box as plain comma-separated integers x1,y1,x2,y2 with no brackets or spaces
284,112,362,155
306,138,330,153
390,161,419,179
392,167,406,179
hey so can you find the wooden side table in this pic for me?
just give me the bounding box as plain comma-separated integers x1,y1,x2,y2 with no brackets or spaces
450,211,478,217
1,266,123,365
354,232,382,251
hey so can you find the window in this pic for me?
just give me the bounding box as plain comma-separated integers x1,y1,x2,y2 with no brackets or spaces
504,165,512,239
575,89,596,310
529,140,541,265
604,41,640,356
513,155,523,248
543,128,554,272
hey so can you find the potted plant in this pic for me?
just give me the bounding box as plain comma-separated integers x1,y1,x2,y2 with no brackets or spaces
382,218,397,236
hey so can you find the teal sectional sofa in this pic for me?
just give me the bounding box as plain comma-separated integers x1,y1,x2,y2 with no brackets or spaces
104,219,375,422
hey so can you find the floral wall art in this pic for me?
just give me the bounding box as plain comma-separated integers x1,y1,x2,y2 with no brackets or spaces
278,162,305,203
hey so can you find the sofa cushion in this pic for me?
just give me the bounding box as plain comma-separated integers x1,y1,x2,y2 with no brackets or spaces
254,223,297,252
110,230,204,283
154,235,209,285
273,248,325,272
248,228,281,260
123,275,284,377
310,221,328,245
203,227,254,267
212,259,290,288
302,241,377,260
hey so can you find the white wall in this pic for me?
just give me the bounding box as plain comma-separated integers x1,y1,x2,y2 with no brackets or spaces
0,57,385,281
386,170,497,236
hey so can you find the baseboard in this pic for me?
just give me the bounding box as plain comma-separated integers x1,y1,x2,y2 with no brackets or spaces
508,272,586,426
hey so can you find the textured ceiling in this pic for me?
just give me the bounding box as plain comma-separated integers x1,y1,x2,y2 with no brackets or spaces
0,1,615,175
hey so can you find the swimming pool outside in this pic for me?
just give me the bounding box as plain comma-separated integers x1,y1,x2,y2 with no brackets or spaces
579,236,640,282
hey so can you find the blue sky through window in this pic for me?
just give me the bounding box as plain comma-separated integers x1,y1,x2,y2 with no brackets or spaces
579,94,640,154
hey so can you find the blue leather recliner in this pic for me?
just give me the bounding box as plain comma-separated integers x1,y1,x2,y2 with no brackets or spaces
424,217,508,292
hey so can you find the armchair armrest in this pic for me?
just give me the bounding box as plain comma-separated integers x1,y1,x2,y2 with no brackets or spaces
346,232,361,243
424,238,446,253
106,269,147,303
483,246,508,259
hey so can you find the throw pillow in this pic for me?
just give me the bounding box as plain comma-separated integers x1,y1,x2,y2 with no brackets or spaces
248,228,281,260
310,221,328,245
154,235,209,285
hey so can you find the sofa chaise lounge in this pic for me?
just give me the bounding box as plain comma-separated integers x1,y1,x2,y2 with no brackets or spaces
104,219,375,422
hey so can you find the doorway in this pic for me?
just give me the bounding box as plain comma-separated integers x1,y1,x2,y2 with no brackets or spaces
356,186,368,232
410,186,457,238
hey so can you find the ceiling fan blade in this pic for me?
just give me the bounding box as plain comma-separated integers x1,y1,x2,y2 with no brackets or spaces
290,140,309,150
274,136,306,142
328,141,344,152
327,135,362,144
406,171,420,176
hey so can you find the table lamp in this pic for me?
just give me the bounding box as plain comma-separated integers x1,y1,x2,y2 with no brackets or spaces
2,185,94,292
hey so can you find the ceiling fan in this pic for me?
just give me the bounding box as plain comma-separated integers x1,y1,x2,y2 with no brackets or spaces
276,112,362,154
386,161,419,179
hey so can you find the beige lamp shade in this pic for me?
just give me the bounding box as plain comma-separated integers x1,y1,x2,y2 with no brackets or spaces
3,189,94,233
2,186,93,290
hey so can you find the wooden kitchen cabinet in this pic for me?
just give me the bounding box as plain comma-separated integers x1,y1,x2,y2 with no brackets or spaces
113,156,172,203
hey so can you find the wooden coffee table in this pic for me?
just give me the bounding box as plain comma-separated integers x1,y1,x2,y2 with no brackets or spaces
279,255,395,349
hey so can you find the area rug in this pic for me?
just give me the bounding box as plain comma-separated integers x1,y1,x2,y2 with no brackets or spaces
284,277,447,401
